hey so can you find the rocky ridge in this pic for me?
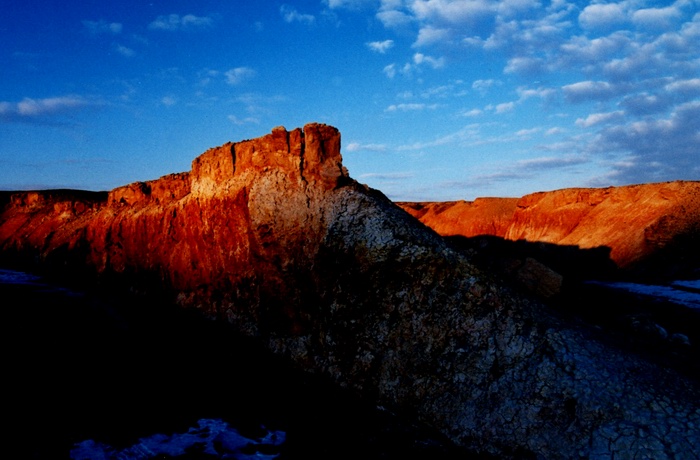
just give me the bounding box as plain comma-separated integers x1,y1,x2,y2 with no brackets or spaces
399,182,700,278
2,124,700,458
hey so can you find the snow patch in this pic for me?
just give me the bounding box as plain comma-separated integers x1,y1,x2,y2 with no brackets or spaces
587,280,700,310
70,418,286,460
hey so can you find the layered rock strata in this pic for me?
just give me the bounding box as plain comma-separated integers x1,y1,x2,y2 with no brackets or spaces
1,124,699,458
399,182,700,278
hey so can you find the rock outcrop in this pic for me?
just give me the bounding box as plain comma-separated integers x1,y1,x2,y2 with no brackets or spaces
400,182,700,279
2,124,700,459
401,197,519,238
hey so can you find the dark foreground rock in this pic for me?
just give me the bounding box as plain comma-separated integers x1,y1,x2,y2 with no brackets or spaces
2,271,470,459
2,124,699,458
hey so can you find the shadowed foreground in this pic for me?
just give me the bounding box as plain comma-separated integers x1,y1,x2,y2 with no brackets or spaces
1,124,699,458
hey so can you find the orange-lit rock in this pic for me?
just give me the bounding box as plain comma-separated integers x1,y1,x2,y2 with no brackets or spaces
1,124,699,459
399,181,700,276
401,197,518,237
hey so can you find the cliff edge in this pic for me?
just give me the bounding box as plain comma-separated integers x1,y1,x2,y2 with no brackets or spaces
2,124,699,458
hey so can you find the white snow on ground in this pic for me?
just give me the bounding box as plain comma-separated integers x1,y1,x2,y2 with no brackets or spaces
587,280,700,310
0,268,42,285
672,280,700,292
0,268,83,297
70,418,286,460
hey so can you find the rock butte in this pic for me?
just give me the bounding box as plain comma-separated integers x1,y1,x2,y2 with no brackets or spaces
1,123,699,458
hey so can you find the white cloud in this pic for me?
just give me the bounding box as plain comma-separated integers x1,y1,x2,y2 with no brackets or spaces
280,5,315,24
377,9,414,29
367,39,394,53
115,44,135,57
545,127,565,136
0,102,12,115
578,3,627,30
602,50,666,81
517,86,556,101
619,93,669,116
369,0,697,91
451,152,591,192
558,33,632,69
516,155,587,170
504,56,545,74
225,67,256,85
575,111,625,128
383,63,397,78
472,79,498,93
380,0,403,8
495,101,515,113
397,124,482,151
16,96,90,116
148,14,213,31
228,115,259,125
451,171,527,189
161,96,177,107
182,14,213,28
413,26,451,47
411,0,495,27
451,152,590,191
665,78,700,96
359,172,415,180
325,0,376,9
385,52,445,79
631,6,683,30
346,142,388,152
588,100,700,184
516,127,540,137
413,52,445,69
497,0,543,18
562,80,615,103
351,0,699,192
462,108,482,117
1,96,97,123
83,20,122,34
421,83,461,98
385,103,438,112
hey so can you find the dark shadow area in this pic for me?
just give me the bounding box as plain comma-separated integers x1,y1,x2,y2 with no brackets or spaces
445,234,619,283
626,224,700,282
0,191,12,209
1,266,488,460
445,234,700,383
564,280,700,382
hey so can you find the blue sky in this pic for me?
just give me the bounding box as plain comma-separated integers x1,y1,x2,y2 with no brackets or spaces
1,0,699,201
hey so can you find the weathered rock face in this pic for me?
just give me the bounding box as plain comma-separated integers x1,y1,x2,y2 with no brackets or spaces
400,182,700,278
401,197,519,238
2,124,700,459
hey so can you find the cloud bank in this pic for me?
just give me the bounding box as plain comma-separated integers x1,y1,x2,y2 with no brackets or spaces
368,0,700,190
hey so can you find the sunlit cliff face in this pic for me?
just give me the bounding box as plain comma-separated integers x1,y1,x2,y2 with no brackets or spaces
1,125,699,459
399,180,700,274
